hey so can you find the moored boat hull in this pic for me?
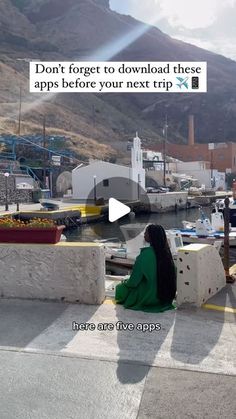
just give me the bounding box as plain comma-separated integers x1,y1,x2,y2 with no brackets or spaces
172,229,236,247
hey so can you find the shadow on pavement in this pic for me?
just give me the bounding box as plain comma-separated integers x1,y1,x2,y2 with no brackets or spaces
0,298,98,350
0,299,68,348
115,304,175,384
171,288,228,365
115,285,235,383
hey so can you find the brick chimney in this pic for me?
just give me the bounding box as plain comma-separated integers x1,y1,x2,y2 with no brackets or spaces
188,114,195,146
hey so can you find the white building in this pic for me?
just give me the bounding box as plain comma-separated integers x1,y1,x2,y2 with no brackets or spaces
142,149,163,161
142,149,163,171
169,161,226,190
72,135,145,201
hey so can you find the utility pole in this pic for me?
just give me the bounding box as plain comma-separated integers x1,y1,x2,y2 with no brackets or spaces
163,114,168,187
208,143,214,188
4,172,10,211
211,150,213,187
93,175,97,204
18,85,22,135
224,197,235,283
43,116,47,189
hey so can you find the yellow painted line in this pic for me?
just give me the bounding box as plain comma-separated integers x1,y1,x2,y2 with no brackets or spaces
0,242,102,248
229,264,236,275
80,213,101,217
62,205,103,215
55,242,102,247
202,303,236,314
103,298,116,305
19,209,102,216
0,212,15,216
20,209,82,214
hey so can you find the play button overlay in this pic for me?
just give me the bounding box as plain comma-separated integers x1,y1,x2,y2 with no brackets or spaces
108,198,130,222
85,176,151,241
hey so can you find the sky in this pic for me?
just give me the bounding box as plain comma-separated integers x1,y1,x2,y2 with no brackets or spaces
110,0,236,61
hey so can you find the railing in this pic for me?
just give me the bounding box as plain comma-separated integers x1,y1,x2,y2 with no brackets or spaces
20,165,43,188
180,180,193,190
0,152,16,160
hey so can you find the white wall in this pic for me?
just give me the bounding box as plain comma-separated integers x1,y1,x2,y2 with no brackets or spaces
212,170,226,190
143,150,163,171
174,161,209,172
130,135,145,189
131,166,146,192
0,242,105,304
72,135,146,201
15,176,34,188
142,150,163,161
142,192,188,212
169,162,211,188
169,161,226,190
72,156,145,201
73,161,128,200
182,172,225,189
186,169,211,188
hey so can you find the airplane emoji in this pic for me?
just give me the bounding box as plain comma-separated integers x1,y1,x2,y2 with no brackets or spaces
176,77,189,89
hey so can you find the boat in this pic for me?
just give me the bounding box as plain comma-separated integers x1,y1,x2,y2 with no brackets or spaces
97,224,185,274
171,207,236,247
182,220,196,230
40,199,60,211
101,219,225,280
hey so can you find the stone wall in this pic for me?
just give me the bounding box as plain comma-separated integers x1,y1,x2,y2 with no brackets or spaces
0,173,33,204
176,243,225,307
141,192,188,213
0,242,105,304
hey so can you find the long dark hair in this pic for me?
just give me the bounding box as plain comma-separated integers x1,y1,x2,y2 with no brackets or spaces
146,224,176,303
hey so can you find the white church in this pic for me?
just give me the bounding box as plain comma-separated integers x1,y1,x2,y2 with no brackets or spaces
72,134,145,201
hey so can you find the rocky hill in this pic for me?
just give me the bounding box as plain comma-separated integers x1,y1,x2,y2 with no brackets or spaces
0,0,236,161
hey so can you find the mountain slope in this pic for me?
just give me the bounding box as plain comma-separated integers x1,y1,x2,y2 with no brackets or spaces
0,0,236,162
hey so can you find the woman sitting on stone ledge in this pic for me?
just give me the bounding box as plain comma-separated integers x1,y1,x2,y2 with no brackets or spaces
115,224,176,312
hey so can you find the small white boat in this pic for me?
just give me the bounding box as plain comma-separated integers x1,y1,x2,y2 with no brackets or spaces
182,220,196,230
173,208,236,247
39,199,60,211
102,222,223,278
97,225,185,274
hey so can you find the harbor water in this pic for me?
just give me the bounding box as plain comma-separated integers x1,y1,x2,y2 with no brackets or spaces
64,207,236,265
65,207,209,242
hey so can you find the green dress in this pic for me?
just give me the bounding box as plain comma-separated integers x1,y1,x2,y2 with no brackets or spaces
115,247,175,313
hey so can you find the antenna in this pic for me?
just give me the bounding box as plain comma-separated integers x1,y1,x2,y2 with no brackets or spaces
163,114,168,187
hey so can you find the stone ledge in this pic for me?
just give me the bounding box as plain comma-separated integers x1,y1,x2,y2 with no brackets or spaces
0,243,105,304
177,244,226,307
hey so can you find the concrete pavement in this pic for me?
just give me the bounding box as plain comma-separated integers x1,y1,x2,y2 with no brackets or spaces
0,298,235,418
203,283,236,313
0,352,235,419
